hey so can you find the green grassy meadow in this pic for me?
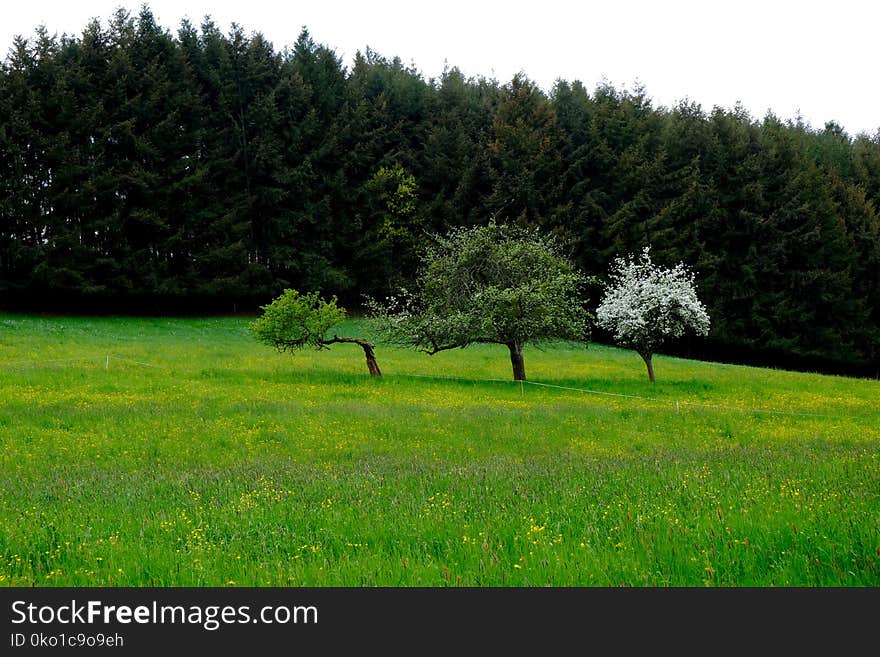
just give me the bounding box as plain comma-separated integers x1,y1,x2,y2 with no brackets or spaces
0,314,878,586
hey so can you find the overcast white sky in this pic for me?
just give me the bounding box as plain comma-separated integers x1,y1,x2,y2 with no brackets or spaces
3,0,878,136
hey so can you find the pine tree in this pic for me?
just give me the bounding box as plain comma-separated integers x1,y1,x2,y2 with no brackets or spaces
488,74,564,227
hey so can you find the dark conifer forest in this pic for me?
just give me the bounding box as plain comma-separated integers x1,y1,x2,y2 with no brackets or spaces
2,7,879,375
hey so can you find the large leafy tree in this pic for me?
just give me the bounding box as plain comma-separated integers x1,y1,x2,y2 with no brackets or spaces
596,247,710,382
370,222,591,380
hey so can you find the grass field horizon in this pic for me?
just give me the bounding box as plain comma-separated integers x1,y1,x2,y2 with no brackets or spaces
1,313,878,586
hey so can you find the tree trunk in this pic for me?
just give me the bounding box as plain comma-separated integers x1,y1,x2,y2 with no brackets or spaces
640,351,655,383
360,341,382,377
507,340,526,381
323,336,382,377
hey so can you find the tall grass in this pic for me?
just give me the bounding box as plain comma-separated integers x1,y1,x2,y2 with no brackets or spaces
0,314,877,585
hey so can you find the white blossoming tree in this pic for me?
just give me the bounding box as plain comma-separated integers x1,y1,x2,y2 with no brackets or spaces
596,247,710,382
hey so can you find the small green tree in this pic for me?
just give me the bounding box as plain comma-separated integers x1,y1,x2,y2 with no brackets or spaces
358,163,424,295
250,289,381,376
369,222,591,380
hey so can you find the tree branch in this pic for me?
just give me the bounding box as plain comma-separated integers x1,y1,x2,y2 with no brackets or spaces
322,334,375,348
423,342,463,355
421,337,502,355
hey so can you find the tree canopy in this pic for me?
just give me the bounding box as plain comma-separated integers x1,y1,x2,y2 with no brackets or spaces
250,289,381,376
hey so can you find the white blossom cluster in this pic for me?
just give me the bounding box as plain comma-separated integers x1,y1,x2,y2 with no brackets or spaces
596,247,710,356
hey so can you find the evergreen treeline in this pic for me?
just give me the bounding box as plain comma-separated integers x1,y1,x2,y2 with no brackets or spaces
2,7,879,375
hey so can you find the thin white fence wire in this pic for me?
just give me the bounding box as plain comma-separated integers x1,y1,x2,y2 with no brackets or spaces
523,379,664,401
107,356,162,368
1,356,99,366
2,354,163,369
401,372,842,419
0,356,866,419
677,399,828,417
405,372,510,384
